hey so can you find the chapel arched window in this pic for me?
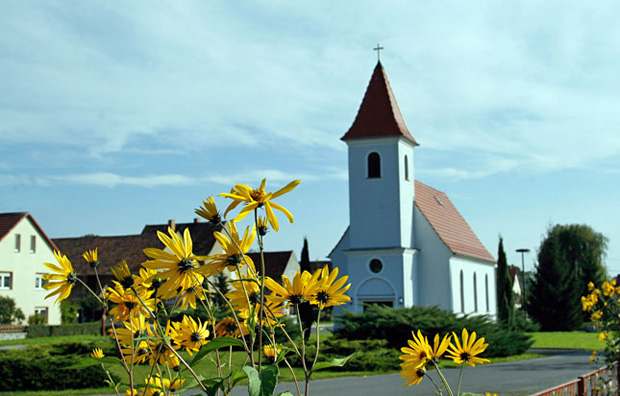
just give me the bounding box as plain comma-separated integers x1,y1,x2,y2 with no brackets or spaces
368,152,381,179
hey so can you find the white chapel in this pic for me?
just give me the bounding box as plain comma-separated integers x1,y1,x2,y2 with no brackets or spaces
330,61,497,317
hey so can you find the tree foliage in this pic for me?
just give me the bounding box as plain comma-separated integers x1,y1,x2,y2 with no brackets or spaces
0,296,25,325
529,224,608,331
298,237,317,340
496,237,514,328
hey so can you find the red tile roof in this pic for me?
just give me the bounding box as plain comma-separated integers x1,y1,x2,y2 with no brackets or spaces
53,221,223,276
341,61,418,145
248,251,296,279
415,181,495,263
0,212,58,251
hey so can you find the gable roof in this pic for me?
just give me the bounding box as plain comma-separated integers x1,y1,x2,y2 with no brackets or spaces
341,61,418,145
248,250,297,279
0,212,58,251
414,181,495,263
53,220,223,276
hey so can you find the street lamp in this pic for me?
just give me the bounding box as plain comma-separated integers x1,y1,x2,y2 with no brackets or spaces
516,248,530,319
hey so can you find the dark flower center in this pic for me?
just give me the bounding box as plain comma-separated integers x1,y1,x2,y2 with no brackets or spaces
209,213,222,225
224,322,237,333
150,277,164,290
460,352,471,362
134,331,141,339
416,368,426,378
67,273,78,285
316,291,330,304
137,348,148,356
250,189,266,202
178,259,195,272
173,365,181,372
89,260,100,269
248,292,263,305
120,275,134,289
289,295,303,305
152,391,162,396
258,225,268,236
190,332,202,342
125,301,136,310
227,254,243,267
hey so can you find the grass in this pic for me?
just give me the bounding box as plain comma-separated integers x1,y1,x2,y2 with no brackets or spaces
529,331,602,351
0,334,105,347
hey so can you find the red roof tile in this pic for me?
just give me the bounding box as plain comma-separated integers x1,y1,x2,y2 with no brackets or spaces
341,62,418,145
53,221,222,276
0,212,58,251
415,181,495,263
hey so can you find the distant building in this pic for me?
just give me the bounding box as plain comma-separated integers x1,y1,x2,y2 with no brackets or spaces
509,266,523,308
0,212,61,325
330,61,496,316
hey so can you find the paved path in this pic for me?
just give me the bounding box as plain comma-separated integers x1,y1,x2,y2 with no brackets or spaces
86,349,598,396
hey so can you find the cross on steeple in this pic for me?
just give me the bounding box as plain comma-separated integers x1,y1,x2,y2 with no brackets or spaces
373,43,384,62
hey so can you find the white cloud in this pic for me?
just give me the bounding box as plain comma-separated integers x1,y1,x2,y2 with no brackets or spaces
51,172,195,188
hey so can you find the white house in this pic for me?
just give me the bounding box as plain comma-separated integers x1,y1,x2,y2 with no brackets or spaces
0,212,62,325
330,61,497,317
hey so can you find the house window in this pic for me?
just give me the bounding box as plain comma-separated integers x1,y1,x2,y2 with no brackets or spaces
34,307,49,324
485,274,490,312
30,235,36,253
404,155,409,181
35,274,48,290
15,234,21,252
459,270,464,313
0,272,13,290
369,259,383,273
367,152,381,179
473,273,478,312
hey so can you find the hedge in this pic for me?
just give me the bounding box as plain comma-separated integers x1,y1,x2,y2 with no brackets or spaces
27,321,102,338
334,305,533,357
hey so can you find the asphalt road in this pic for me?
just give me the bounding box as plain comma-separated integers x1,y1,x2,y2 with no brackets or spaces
227,349,598,396
87,349,598,396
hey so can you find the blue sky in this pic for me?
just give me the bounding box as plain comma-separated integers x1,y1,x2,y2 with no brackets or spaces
2,1,619,273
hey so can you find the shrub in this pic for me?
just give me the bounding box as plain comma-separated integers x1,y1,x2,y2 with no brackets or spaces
60,299,79,324
0,353,113,391
334,305,533,357
28,313,47,325
27,321,102,338
0,296,25,324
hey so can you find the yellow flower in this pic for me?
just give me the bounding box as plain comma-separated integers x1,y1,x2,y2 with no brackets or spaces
42,251,78,304
195,196,221,224
588,281,595,291
598,332,607,342
161,284,209,310
214,317,249,338
590,350,597,363
122,323,175,367
140,374,184,396
125,390,137,396
266,270,320,306
106,282,155,321
203,222,256,276
400,330,432,370
82,248,100,268
430,333,451,359
602,281,615,297
591,310,603,321
90,348,104,358
114,315,149,346
226,271,263,311
400,365,426,386
263,344,282,360
257,216,269,236
170,315,210,356
485,393,498,396
111,260,135,289
220,178,301,232
143,227,208,297
446,328,491,367
308,266,351,309
238,300,286,330
134,267,164,298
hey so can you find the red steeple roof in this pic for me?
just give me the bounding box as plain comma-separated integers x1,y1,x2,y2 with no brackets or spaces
341,61,418,145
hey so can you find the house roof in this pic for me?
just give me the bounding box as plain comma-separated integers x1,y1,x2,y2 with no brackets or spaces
53,220,223,276
415,181,495,263
341,61,418,145
509,267,521,285
309,260,332,272
0,212,58,251
248,250,297,279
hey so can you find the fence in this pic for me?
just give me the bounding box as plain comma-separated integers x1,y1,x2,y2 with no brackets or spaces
531,362,618,396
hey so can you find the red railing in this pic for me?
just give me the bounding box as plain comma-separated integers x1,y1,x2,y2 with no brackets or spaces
531,363,618,396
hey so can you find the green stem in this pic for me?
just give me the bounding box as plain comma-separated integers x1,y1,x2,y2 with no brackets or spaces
255,209,266,373
429,359,454,396
426,372,444,395
456,363,465,396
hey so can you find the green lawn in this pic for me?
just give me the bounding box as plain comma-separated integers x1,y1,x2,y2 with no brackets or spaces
529,331,602,350
0,334,105,347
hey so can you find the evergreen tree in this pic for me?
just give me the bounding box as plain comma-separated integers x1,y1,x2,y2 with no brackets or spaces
529,224,607,330
212,272,230,309
298,237,316,340
496,237,514,327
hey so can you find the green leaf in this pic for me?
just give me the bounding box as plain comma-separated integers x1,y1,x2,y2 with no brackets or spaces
276,392,296,396
190,336,246,366
310,353,355,374
63,356,122,369
243,366,261,396
260,364,280,396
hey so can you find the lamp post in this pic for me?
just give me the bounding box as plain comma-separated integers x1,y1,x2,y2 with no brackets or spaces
516,248,530,319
